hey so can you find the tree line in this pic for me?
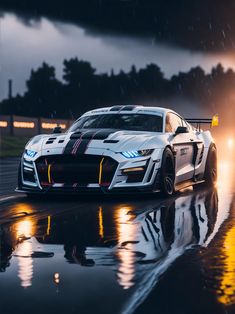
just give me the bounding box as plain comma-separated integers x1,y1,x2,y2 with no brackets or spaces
0,58,234,119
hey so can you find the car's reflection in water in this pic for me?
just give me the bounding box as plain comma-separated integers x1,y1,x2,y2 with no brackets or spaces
1,185,230,314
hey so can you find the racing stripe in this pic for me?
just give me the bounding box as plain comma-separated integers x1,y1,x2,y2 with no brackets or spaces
63,130,90,154
92,129,118,140
84,130,100,153
75,139,90,155
74,130,98,154
76,129,119,154
63,138,77,154
72,138,83,154
63,129,118,155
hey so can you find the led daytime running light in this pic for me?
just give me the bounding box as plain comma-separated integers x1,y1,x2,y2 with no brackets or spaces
25,150,37,157
121,149,153,158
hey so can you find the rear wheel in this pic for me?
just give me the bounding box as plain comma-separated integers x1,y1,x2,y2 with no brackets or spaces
160,148,175,196
204,145,217,186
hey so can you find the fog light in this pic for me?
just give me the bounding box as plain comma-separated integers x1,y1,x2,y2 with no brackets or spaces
122,167,145,173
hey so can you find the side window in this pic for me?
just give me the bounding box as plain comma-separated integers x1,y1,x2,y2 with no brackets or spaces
165,113,173,132
165,113,182,132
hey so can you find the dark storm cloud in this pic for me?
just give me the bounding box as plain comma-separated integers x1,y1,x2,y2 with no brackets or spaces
1,0,235,51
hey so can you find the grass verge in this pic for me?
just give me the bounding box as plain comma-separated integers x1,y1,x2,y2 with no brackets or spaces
0,136,31,157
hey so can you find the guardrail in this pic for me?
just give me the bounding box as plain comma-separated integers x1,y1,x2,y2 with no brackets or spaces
0,115,74,136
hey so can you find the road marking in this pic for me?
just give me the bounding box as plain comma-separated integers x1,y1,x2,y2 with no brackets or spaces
0,194,25,204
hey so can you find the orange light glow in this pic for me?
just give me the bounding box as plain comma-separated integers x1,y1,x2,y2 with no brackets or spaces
13,121,35,128
114,206,137,289
227,138,234,150
217,225,235,305
0,120,8,127
41,122,66,129
16,218,34,240
14,218,35,288
217,161,234,192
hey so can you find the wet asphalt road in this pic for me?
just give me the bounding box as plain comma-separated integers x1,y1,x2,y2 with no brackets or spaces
1,157,235,314
0,158,19,197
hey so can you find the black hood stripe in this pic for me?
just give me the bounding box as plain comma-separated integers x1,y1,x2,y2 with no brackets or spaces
74,130,100,155
64,129,119,155
70,129,119,140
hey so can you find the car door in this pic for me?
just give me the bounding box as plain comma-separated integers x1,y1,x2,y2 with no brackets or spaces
182,119,205,180
165,112,195,183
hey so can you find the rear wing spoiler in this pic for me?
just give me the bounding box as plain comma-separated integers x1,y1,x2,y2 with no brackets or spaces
186,115,219,130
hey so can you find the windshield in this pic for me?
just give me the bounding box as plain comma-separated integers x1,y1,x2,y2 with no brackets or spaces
69,113,163,132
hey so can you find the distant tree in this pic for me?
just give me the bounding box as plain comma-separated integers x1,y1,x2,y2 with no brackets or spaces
1,60,235,119
170,66,208,101
26,62,57,92
211,63,225,79
63,58,96,86
137,64,166,98
25,62,62,117
62,58,97,112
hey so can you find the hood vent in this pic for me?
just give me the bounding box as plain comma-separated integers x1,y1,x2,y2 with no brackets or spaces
46,137,57,144
103,140,119,143
110,105,137,111
46,137,64,144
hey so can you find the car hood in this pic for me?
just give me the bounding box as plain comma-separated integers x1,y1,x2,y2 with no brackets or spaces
86,130,164,151
27,129,168,153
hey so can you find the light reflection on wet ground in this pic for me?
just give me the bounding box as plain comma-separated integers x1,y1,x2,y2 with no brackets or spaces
0,160,235,313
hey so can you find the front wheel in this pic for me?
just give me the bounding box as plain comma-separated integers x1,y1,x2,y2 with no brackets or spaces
160,148,175,196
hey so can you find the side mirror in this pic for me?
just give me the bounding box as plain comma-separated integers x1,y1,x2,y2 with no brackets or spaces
175,126,189,135
53,126,62,134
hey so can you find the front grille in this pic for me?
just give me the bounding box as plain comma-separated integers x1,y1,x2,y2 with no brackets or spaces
35,154,118,186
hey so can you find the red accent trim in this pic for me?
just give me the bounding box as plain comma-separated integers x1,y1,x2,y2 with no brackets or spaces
41,182,52,186
100,182,110,187
72,130,91,154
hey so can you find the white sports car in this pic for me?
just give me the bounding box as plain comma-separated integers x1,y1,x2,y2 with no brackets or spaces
16,105,217,196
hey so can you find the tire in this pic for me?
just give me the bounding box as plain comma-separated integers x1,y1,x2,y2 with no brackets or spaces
160,148,175,196
204,145,217,186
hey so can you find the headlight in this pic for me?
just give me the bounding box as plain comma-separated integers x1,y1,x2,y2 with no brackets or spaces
25,150,37,158
121,149,153,158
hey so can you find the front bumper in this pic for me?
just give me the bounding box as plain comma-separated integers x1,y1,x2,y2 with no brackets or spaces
17,152,161,194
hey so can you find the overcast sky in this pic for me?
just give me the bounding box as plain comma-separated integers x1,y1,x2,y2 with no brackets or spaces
1,12,235,101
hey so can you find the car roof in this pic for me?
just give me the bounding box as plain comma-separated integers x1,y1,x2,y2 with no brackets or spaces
83,105,178,117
